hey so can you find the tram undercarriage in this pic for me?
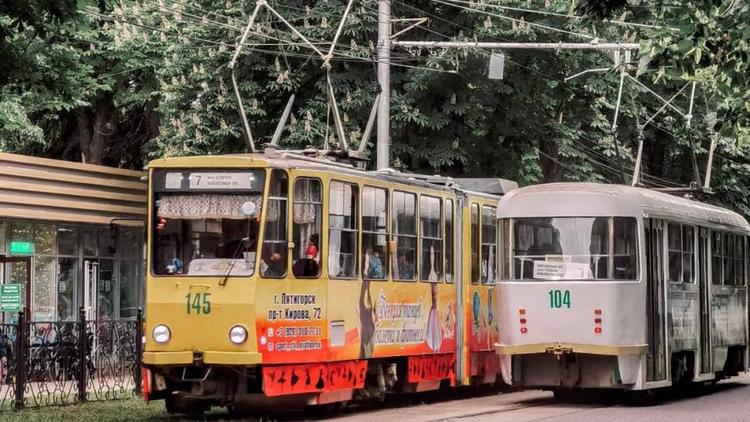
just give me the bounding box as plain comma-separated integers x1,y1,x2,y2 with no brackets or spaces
507,346,747,394
144,355,489,416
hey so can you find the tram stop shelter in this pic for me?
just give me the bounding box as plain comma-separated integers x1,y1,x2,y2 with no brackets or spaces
0,152,146,323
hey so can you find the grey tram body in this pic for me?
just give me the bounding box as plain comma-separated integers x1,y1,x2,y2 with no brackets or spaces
495,183,749,391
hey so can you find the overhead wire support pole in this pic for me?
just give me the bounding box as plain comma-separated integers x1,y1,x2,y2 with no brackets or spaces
377,0,392,170
229,0,265,152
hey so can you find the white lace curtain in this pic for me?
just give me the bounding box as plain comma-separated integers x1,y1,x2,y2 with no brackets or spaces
157,194,263,220
294,181,320,260
293,183,318,225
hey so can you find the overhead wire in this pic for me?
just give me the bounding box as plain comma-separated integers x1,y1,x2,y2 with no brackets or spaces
438,0,674,31
429,0,597,41
83,6,452,73
101,1,690,186
373,1,679,186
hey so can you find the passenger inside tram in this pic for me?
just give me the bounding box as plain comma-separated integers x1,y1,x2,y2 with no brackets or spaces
292,233,320,277
262,245,286,277
364,245,384,279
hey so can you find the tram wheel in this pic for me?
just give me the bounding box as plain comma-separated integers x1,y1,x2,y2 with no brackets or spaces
165,395,210,416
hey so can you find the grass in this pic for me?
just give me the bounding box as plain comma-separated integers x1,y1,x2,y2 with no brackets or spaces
1,399,172,422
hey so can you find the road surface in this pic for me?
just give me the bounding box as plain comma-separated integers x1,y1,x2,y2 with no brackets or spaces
317,373,750,422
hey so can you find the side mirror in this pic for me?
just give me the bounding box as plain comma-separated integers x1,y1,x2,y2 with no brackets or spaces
241,201,258,218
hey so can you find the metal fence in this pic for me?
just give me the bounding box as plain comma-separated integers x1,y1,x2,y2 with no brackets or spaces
0,308,142,411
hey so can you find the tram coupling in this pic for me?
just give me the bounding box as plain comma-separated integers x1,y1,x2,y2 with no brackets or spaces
545,343,573,359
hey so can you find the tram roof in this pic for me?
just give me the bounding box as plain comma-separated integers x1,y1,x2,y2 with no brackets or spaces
498,182,750,233
148,152,516,199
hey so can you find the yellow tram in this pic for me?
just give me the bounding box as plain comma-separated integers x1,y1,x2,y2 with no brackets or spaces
141,149,515,414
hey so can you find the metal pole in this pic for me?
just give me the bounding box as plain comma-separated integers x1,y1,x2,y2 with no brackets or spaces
78,307,87,403
392,41,640,50
632,137,644,186
326,0,356,60
704,134,717,190
327,70,349,152
14,310,25,410
229,1,265,153
359,94,381,153
135,308,143,397
377,0,391,170
270,94,296,146
686,82,702,187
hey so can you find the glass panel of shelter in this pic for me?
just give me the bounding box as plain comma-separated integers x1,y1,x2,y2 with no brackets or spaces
0,221,144,322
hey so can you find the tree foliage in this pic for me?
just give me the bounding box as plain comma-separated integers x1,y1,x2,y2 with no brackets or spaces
1,0,750,215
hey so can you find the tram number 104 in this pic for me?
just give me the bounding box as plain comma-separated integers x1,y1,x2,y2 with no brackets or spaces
547,290,571,309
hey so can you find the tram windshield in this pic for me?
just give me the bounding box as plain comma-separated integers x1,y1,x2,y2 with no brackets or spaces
507,217,637,281
151,170,265,276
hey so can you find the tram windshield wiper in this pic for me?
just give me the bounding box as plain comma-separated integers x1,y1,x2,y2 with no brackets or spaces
218,237,250,286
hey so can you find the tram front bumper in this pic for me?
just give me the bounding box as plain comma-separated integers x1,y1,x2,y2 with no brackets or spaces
143,351,263,366
495,342,648,356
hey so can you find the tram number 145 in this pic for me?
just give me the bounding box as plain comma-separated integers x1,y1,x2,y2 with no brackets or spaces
185,293,211,314
548,290,571,309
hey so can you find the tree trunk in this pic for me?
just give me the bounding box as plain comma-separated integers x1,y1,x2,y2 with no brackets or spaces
76,107,93,163
144,98,160,140
539,106,566,183
88,98,112,165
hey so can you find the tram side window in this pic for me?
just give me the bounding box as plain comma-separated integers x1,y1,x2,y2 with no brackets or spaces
292,178,322,278
471,203,479,284
613,218,638,280
329,181,359,279
261,170,288,278
735,235,744,286
445,199,454,283
667,224,694,283
724,233,735,285
667,224,681,282
392,191,417,281
420,195,443,282
362,187,388,280
712,232,723,285
481,206,498,284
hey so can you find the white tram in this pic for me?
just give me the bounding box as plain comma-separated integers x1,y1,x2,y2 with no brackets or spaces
494,183,749,393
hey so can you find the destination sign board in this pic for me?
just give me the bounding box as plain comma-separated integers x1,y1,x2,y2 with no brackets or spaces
189,172,256,190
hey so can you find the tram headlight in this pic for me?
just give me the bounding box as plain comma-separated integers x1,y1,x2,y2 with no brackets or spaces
152,324,171,344
229,325,248,345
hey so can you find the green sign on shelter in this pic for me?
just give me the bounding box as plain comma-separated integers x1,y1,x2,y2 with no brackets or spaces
0,284,23,312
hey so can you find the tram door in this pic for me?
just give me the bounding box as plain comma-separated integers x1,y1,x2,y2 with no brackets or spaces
645,219,667,382
698,228,712,374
